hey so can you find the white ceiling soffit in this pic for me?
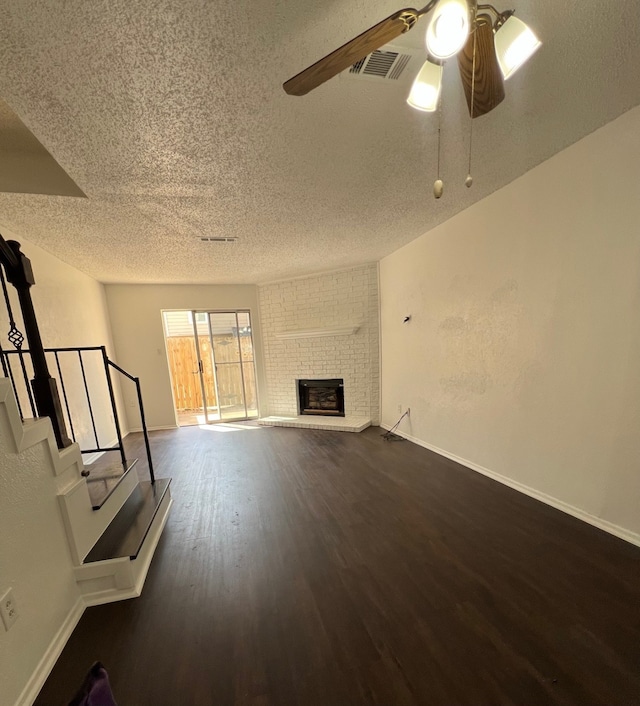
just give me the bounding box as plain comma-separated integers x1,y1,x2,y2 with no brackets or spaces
0,0,638,284
0,99,85,198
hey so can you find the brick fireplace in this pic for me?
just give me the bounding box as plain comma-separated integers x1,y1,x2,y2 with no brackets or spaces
258,264,380,424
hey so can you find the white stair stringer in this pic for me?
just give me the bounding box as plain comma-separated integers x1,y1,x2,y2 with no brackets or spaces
1,379,140,566
0,380,85,483
74,487,173,606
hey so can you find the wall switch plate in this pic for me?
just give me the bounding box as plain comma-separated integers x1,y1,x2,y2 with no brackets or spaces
0,588,18,631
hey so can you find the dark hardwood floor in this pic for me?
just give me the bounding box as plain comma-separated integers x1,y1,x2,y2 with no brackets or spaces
36,425,640,705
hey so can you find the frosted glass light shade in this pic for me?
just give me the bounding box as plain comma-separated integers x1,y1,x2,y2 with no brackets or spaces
407,60,443,112
495,15,541,79
426,0,470,59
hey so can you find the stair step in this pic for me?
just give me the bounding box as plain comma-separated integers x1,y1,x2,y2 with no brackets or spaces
84,457,138,510
84,478,172,563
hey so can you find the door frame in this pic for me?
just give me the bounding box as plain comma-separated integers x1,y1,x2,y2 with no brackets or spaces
194,308,259,424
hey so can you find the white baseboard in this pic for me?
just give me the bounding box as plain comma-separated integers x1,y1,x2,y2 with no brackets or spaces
127,425,178,433
381,424,640,548
15,598,85,706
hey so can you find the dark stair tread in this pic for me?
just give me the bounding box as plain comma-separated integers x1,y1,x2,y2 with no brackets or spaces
85,458,138,510
84,478,172,564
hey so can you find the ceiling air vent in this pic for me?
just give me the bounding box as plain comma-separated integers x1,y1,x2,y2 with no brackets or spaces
200,236,238,242
343,45,422,85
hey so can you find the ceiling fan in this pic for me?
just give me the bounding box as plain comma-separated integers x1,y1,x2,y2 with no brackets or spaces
283,0,541,119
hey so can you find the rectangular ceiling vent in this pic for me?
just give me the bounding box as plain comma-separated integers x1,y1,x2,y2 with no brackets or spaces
200,236,238,243
343,45,422,85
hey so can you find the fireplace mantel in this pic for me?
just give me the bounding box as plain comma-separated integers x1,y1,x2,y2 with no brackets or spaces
274,326,360,340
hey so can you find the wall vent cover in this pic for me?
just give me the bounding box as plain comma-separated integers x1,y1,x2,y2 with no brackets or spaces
342,45,422,85
200,236,238,242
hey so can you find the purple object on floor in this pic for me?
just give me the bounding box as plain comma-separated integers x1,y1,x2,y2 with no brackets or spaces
67,662,118,706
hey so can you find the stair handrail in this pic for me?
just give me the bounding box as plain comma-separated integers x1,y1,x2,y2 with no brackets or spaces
106,356,155,484
1,345,155,484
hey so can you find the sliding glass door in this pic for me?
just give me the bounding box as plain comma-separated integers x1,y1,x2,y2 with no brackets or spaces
194,310,258,423
163,309,258,426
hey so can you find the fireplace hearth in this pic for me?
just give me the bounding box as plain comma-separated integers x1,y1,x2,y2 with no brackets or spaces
298,379,345,417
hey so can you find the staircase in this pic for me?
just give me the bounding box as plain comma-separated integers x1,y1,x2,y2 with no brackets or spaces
85,457,139,510
71,476,172,606
0,237,171,608
1,376,172,605
1,343,173,607
0,236,174,706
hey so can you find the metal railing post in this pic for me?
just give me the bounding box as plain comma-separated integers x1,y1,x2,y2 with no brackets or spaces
101,347,127,468
0,343,9,379
3,356,24,419
78,350,100,449
135,377,155,484
107,358,156,484
53,351,76,443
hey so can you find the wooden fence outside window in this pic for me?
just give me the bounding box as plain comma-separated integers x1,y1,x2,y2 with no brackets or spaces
166,335,256,412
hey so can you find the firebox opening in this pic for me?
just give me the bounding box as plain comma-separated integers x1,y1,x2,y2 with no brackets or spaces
297,379,345,417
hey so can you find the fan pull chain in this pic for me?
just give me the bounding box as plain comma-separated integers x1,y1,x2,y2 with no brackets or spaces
466,20,478,189
433,90,444,199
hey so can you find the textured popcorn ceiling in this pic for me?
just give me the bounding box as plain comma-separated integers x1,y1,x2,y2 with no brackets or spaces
0,0,638,284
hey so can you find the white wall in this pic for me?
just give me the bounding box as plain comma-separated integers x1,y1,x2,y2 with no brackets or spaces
380,106,640,541
0,398,82,706
104,284,265,429
0,231,124,447
258,264,380,422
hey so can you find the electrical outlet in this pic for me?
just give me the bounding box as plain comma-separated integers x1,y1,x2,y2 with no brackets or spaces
397,403,402,413
0,588,18,631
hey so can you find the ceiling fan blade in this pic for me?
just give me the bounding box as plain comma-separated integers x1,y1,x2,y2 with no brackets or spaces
283,9,421,96
457,15,505,118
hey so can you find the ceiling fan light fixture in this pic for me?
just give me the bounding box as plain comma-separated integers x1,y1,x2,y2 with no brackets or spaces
494,15,541,79
407,59,443,112
426,0,470,59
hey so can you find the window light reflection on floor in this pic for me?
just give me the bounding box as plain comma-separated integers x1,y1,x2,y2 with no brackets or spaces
198,422,262,432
